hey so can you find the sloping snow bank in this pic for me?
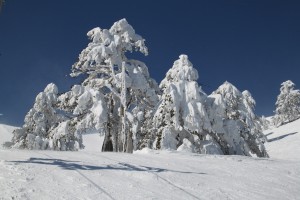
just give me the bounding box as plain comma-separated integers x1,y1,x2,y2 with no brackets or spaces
0,124,17,149
264,118,300,160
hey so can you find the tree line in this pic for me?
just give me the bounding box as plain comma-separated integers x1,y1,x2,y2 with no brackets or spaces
10,19,300,157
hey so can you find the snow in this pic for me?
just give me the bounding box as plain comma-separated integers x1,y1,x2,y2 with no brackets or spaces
264,118,300,160
1,123,300,199
81,133,104,152
0,124,17,148
177,138,195,153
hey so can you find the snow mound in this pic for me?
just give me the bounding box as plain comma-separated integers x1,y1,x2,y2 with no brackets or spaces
133,147,157,154
264,118,300,160
177,138,195,153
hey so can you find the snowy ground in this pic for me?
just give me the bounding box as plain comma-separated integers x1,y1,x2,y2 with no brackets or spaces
0,123,299,200
264,118,300,160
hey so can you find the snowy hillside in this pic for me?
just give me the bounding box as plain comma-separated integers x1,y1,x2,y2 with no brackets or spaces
1,123,300,199
264,118,300,160
0,124,17,149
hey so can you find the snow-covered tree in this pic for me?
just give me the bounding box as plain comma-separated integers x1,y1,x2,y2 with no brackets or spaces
12,83,83,150
71,18,158,153
274,80,300,126
151,55,222,154
260,115,271,131
207,82,268,157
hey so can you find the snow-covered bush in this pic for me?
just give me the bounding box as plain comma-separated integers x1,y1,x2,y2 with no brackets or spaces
207,82,268,157
274,80,300,126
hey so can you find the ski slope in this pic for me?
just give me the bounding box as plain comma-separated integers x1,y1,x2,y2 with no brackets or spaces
0,123,299,200
264,118,300,160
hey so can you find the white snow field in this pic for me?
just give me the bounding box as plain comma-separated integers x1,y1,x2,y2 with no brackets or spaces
0,123,299,200
264,118,300,160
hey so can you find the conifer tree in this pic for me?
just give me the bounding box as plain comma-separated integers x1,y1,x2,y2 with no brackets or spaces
152,55,221,154
274,80,300,126
207,82,268,157
12,84,82,150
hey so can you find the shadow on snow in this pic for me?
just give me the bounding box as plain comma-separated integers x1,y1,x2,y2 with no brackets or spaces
267,132,297,142
9,157,206,175
265,132,274,137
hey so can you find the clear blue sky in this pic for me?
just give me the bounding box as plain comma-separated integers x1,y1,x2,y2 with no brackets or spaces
0,0,299,126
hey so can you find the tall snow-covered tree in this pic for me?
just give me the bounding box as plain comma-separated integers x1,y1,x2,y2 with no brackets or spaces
12,83,83,150
207,81,268,157
71,18,159,153
274,80,300,126
152,55,221,154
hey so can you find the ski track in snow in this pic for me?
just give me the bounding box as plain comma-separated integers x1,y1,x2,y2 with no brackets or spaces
36,151,116,200
83,152,201,200
1,125,300,199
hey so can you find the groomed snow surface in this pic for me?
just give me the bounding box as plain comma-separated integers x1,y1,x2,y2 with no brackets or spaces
1,121,299,200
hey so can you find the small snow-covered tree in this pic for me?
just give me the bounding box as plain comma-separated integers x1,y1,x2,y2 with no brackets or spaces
71,18,158,153
207,82,268,157
152,55,221,154
274,80,300,126
241,90,268,157
260,115,271,131
12,83,82,150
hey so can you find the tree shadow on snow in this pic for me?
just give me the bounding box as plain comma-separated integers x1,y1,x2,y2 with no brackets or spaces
9,157,206,175
264,132,274,137
267,132,297,142
118,162,206,175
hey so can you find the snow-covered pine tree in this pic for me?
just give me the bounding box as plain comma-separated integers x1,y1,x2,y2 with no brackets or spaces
207,82,268,157
152,55,222,154
12,83,82,150
70,18,159,153
274,80,300,126
241,90,268,157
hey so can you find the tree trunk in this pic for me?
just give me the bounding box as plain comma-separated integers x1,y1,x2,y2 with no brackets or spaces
102,124,113,152
126,130,133,153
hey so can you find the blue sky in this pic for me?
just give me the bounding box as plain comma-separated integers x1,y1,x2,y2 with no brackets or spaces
0,0,299,126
